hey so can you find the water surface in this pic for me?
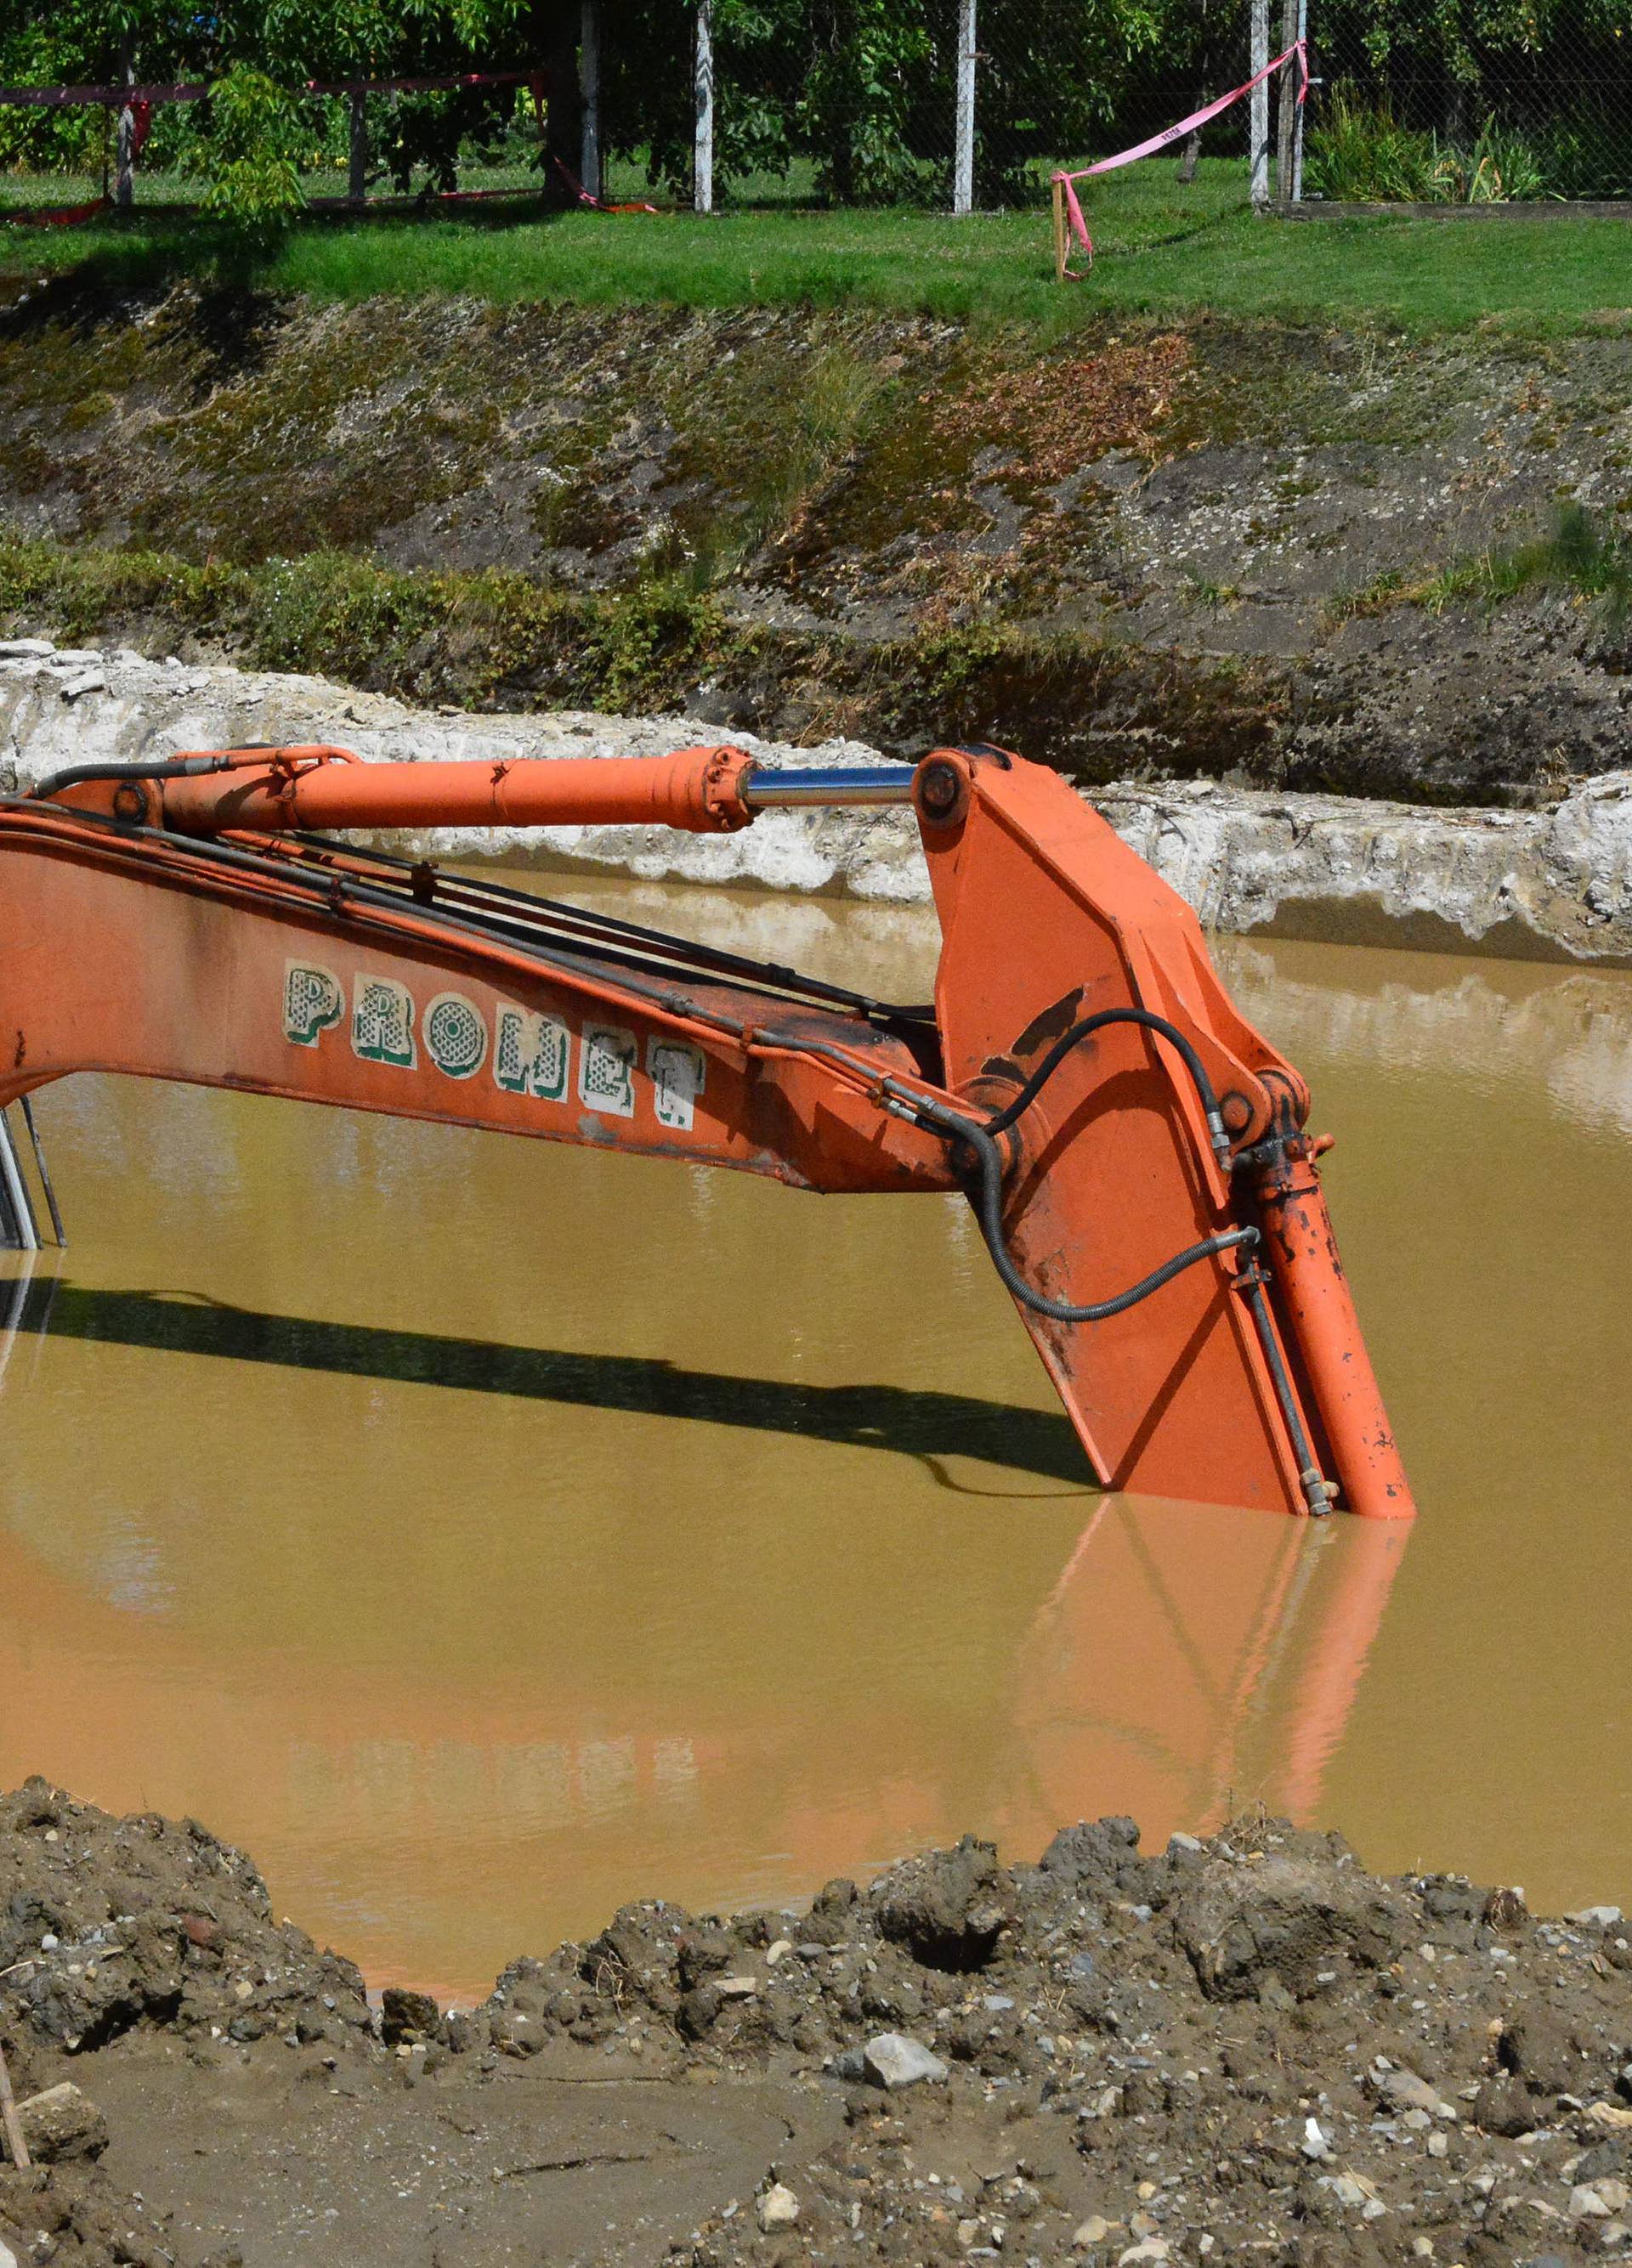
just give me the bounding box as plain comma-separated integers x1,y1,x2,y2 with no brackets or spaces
2,880,1628,1994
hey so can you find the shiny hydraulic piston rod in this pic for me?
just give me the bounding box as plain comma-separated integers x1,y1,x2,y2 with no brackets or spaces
740,766,917,808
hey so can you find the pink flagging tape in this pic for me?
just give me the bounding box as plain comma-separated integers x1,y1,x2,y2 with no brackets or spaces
1052,39,1307,276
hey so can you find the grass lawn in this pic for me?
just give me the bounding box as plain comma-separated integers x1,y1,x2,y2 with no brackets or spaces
3,157,1630,334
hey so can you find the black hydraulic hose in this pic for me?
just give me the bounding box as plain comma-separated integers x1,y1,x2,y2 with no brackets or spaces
1233,1253,1334,1514
897,1088,1257,1324
891,1011,1337,1511
881,999,1244,1321
966,1113,1258,1321
28,755,247,802
981,1005,1230,1163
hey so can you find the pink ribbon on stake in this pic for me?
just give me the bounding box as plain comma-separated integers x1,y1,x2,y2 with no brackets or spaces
1053,39,1307,277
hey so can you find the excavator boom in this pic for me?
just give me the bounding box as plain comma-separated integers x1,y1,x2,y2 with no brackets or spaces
0,741,1414,1521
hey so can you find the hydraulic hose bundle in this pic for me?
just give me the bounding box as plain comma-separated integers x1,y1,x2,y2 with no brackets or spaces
887,1004,1336,1516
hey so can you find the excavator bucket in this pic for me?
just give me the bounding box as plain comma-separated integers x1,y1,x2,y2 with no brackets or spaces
0,737,1413,1521
913,749,1412,1520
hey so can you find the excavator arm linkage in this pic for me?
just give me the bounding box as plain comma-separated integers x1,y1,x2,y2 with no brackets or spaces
0,740,1414,1520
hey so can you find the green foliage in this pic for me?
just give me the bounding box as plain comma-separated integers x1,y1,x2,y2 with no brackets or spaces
252,547,441,674
1306,88,1553,200
200,68,308,226
0,0,528,213
1309,0,1632,198
1426,503,1632,627
1337,507,1632,641
1456,112,1548,201
1306,91,1445,200
5,0,1628,213
597,0,1215,206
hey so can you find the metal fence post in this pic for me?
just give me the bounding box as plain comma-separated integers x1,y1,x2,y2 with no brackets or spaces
1292,0,1308,201
953,0,977,215
1250,0,1270,207
1276,0,1297,202
580,0,602,200
694,0,714,214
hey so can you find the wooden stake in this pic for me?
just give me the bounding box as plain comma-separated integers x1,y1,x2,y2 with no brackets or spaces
1051,174,1067,280
0,2036,31,2169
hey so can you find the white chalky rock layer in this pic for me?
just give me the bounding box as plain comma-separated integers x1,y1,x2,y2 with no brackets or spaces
3,642,1631,964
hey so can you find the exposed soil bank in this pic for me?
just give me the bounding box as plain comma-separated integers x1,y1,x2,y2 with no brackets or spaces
3,286,1631,806
2,1780,1630,2268
6,641,1631,964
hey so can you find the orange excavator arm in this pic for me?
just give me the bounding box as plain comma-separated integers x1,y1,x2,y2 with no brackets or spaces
0,741,1413,1522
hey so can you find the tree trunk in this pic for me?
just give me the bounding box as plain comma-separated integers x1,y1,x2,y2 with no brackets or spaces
579,0,602,201
545,11,582,184
821,0,857,204
348,90,368,206
115,37,135,212
1177,0,1211,184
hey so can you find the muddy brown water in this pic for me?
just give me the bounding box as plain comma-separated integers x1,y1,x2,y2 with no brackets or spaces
2,876,1629,1999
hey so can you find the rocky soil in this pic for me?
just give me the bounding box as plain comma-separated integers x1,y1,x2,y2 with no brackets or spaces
2,1781,1630,2268
6,638,1632,964
3,286,1632,806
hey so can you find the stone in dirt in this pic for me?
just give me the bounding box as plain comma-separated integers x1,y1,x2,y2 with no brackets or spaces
1472,2069,1537,2136
1374,2065,1456,2118
1498,2007,1591,2095
1169,1838,1404,2000
861,2033,949,2090
873,1835,1008,1972
16,2082,108,2163
0,1777,374,2061
755,2181,799,2231
1483,1883,1530,1931
379,1987,441,2047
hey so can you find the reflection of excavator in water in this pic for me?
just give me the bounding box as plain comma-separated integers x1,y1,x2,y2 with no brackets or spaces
0,1255,1408,1997
0,739,1413,1519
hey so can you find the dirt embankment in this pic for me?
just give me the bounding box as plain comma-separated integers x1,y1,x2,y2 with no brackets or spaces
2,283,1630,807
3,1781,1630,2268
8,639,1632,963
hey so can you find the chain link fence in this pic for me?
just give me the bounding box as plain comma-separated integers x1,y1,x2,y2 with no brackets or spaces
1303,0,1632,202
624,0,1267,212
4,0,1629,220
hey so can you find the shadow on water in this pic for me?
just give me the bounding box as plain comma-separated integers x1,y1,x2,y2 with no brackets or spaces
0,1250,1410,1991
10,1275,1090,1488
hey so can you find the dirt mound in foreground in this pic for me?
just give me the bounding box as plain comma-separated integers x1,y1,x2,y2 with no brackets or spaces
0,1778,374,2066
2,1784,1630,2267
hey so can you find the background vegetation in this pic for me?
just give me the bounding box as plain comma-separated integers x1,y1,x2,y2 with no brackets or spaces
3,0,1629,222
